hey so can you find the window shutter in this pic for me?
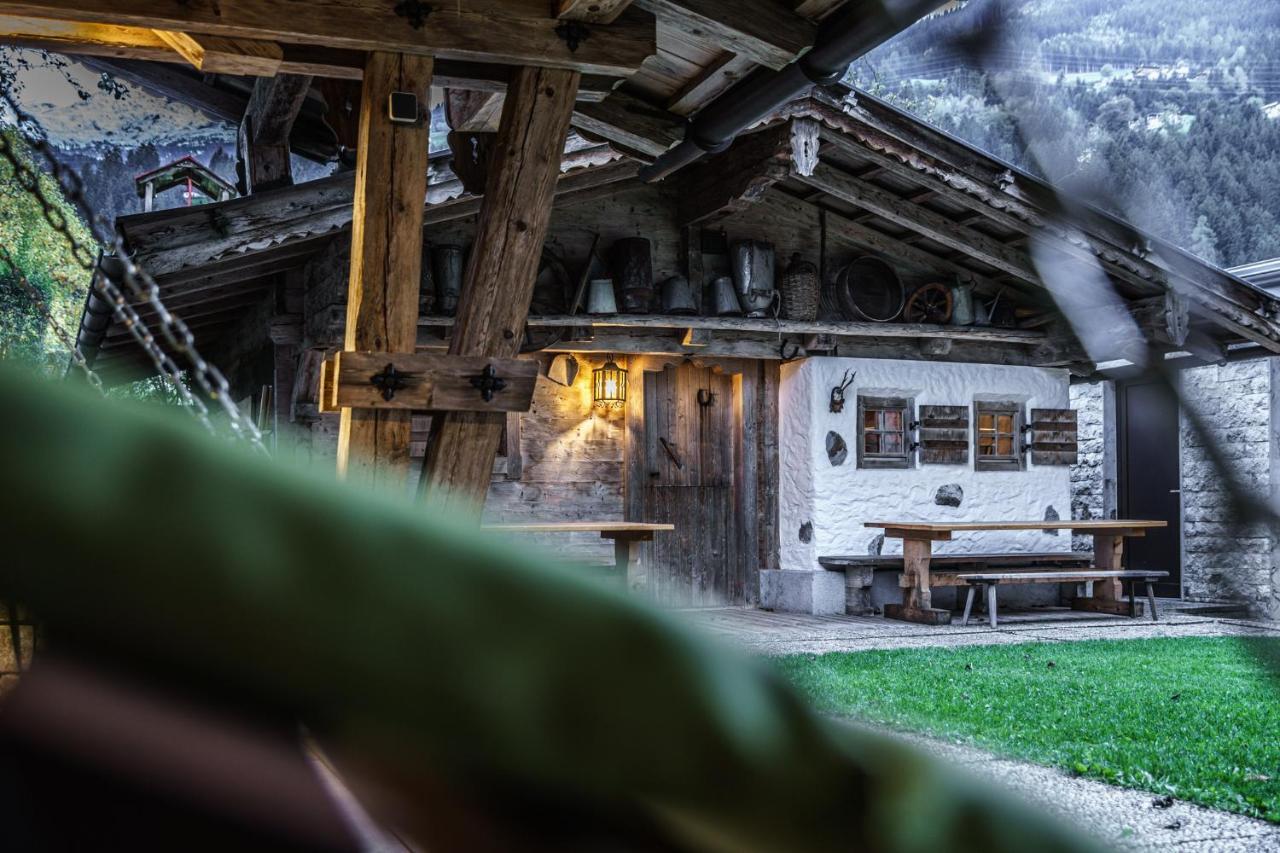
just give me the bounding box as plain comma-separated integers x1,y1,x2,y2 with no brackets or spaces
918,405,969,465
1029,408,1078,465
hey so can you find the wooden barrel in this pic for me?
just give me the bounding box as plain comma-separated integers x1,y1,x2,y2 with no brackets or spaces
612,237,654,314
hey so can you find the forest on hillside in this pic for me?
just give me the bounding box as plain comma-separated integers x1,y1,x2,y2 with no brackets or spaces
848,0,1280,267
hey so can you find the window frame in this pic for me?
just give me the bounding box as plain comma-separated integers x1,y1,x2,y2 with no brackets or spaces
973,400,1024,472
856,395,914,470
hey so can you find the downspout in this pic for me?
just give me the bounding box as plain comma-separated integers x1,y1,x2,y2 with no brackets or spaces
638,0,946,183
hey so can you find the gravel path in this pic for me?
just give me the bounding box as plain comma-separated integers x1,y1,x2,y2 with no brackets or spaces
681,604,1280,657
891,732,1280,852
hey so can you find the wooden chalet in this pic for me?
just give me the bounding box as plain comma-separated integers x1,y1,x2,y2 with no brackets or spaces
6,0,1277,617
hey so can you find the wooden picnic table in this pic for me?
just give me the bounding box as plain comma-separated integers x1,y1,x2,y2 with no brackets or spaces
483,522,674,590
865,520,1168,625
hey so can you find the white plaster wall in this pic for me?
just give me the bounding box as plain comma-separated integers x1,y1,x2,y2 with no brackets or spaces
779,360,818,573
779,358,1074,570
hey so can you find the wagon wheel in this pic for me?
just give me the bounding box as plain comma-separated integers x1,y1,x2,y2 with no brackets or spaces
904,283,954,324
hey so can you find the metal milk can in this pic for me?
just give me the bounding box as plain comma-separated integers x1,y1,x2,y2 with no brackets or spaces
731,239,778,318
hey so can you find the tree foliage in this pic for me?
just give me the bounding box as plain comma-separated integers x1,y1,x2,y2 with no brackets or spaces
849,0,1280,267
0,125,94,375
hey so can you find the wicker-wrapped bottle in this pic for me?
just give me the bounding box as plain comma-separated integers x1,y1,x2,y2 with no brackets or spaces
779,253,820,321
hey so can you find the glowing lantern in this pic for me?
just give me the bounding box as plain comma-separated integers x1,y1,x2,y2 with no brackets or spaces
592,359,627,408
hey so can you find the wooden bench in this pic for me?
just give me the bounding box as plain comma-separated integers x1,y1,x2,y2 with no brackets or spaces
959,570,1170,628
818,553,1094,615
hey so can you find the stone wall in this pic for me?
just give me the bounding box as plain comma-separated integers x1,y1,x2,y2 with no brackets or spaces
1068,380,1116,553
1180,360,1278,615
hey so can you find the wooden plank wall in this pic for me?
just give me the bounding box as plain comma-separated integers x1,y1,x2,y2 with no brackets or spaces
623,357,778,606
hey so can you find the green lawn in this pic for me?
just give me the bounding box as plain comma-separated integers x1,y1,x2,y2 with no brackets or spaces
774,637,1280,821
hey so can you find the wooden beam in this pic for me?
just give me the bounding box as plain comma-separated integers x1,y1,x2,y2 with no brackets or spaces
0,1,657,77
240,73,313,194
556,0,635,23
332,352,537,412
795,160,1042,285
571,89,683,161
419,65,580,515
634,0,814,70
0,13,177,60
420,312,1045,344
153,29,282,76
335,51,433,489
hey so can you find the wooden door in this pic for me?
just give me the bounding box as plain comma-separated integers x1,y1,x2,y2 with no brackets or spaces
1118,376,1182,597
640,363,739,606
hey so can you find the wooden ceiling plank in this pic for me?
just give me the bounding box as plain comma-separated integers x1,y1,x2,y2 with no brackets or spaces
634,0,814,70
0,1,657,77
152,29,283,76
665,50,754,115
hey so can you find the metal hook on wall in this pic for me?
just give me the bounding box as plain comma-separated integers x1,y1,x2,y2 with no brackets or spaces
780,339,802,362
696,388,715,408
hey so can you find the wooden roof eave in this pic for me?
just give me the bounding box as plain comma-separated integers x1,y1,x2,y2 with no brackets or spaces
761,93,1280,355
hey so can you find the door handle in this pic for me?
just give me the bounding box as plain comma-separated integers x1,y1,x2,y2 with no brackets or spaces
1169,489,1181,494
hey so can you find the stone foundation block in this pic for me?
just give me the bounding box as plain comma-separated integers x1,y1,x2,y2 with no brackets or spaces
760,570,846,615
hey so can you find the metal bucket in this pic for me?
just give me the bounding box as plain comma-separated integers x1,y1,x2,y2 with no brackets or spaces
587,279,618,315
433,244,464,316
660,275,698,315
731,239,778,318
711,276,741,316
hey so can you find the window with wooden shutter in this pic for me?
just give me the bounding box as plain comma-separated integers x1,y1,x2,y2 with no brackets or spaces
918,405,969,465
1028,408,1078,465
974,401,1023,472
857,396,913,469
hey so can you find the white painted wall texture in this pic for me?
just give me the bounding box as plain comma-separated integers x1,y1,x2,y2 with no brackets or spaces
780,358,1075,573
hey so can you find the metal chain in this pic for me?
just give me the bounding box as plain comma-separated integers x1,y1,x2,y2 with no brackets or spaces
0,92,268,454
0,246,106,395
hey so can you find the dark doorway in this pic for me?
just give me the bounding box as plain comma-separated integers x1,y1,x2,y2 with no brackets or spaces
1117,376,1182,596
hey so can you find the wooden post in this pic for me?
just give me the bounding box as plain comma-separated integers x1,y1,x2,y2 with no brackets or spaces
883,530,952,625
335,51,433,489
239,73,313,195
419,66,580,515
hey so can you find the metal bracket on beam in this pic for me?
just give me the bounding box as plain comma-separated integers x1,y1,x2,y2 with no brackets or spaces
334,351,538,412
